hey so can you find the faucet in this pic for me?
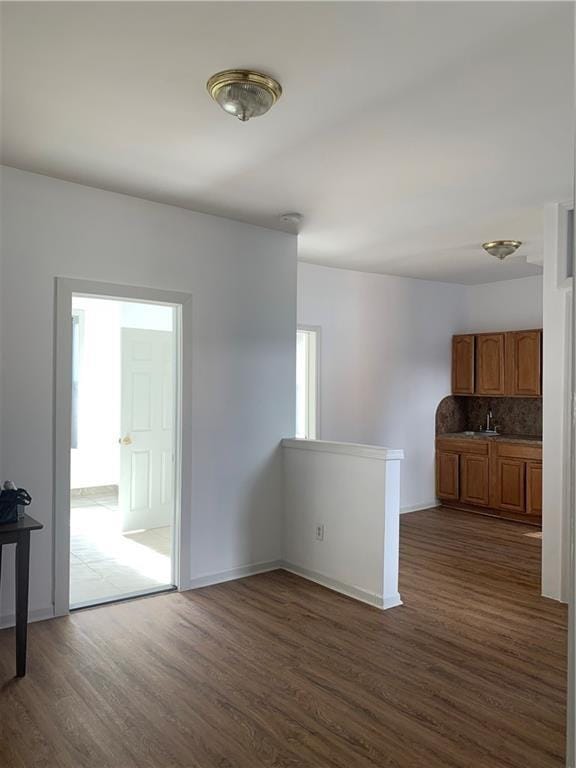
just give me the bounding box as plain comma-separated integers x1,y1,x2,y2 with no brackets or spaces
486,409,495,433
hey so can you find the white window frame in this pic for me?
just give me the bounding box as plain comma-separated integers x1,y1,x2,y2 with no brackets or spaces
296,325,321,440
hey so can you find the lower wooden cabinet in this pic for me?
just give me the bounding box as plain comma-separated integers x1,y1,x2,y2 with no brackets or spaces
436,451,459,501
460,454,489,507
436,437,541,525
493,458,525,514
526,462,542,517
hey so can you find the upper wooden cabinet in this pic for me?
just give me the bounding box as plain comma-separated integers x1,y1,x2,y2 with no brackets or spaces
475,333,506,396
505,330,542,397
452,335,475,394
452,329,542,397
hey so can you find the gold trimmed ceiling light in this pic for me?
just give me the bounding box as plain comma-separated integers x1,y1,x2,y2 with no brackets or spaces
482,240,522,261
207,70,282,122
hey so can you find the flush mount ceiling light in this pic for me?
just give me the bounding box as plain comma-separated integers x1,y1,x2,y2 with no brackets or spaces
482,240,522,260
207,70,282,122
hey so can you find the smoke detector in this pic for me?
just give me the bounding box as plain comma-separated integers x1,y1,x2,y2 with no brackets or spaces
280,212,303,229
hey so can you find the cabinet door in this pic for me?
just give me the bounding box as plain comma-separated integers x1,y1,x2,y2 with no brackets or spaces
452,335,475,395
526,462,542,517
494,458,526,513
460,454,489,507
476,333,506,395
506,330,542,397
436,451,459,501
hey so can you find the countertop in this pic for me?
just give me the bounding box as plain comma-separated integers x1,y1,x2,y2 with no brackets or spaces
438,432,542,447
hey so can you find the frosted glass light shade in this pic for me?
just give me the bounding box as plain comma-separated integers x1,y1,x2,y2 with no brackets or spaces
207,70,282,122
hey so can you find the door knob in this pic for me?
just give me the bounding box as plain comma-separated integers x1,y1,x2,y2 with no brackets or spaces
119,435,133,446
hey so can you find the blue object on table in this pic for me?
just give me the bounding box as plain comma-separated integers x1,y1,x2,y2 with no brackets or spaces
0,488,32,524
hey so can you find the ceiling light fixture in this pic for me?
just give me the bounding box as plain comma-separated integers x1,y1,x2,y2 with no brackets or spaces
207,70,282,122
482,240,522,260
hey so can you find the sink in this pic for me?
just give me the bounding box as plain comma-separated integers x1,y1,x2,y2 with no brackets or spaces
462,430,499,437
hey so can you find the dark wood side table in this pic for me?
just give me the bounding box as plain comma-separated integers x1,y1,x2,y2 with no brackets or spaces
0,513,43,677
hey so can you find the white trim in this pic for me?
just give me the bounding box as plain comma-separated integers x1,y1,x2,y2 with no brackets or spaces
543,203,574,604
400,501,439,514
187,561,283,590
280,561,403,610
0,606,54,630
568,199,576,768
53,278,193,617
282,437,404,462
11,559,401,627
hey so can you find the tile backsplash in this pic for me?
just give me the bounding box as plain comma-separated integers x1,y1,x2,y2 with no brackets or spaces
436,395,542,437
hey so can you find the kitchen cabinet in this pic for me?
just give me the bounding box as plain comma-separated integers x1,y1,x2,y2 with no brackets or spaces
490,441,542,517
475,333,506,396
452,335,475,395
436,452,459,501
460,454,490,507
505,330,542,396
526,462,542,517
493,458,525,514
435,437,541,525
451,328,542,398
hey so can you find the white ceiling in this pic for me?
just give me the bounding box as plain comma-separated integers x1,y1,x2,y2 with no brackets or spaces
1,2,573,284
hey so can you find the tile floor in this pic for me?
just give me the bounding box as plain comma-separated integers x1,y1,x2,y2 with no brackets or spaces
70,490,173,608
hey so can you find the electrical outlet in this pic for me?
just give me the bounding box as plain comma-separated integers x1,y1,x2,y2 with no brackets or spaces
315,524,324,541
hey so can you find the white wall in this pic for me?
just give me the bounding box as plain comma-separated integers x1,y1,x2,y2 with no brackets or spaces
282,438,403,609
0,167,296,623
297,262,466,511
463,275,543,332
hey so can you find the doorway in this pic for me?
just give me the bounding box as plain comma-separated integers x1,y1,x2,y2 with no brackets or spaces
69,296,177,608
54,279,193,616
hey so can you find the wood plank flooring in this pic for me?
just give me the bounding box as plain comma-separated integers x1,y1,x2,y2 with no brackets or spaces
0,507,568,767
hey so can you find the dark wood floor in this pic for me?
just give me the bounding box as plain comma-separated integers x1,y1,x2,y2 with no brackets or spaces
0,508,567,768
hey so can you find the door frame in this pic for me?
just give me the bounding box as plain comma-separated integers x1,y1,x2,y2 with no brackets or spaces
53,278,193,616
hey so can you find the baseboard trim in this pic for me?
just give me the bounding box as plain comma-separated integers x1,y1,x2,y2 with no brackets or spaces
279,560,402,611
1,560,401,627
186,560,283,590
400,501,439,514
0,606,55,630
541,589,568,605
382,593,403,610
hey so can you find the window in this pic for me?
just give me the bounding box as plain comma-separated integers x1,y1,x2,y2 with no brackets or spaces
296,327,319,439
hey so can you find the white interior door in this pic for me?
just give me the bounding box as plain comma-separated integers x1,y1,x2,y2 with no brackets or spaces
120,328,175,533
